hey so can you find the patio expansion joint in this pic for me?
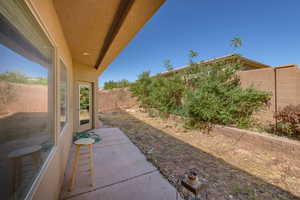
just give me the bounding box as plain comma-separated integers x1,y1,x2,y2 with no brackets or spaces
63,169,158,200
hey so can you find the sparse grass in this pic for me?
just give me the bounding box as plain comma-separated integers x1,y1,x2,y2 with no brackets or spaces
99,109,300,200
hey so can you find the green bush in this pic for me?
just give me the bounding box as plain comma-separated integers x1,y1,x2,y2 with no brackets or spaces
130,71,152,107
0,71,47,85
182,61,271,131
80,87,90,110
274,104,300,137
130,71,184,116
130,52,271,131
103,79,131,90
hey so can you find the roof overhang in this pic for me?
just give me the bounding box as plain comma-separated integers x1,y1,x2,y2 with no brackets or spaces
53,0,165,76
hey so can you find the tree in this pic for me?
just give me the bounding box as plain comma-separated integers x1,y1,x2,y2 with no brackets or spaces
0,71,28,84
164,60,173,71
80,86,90,110
189,50,199,58
230,37,242,52
188,50,199,68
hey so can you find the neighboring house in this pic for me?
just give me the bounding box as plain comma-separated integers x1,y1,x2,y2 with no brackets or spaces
157,54,270,77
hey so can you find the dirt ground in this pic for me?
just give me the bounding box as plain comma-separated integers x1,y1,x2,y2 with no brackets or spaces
99,108,300,200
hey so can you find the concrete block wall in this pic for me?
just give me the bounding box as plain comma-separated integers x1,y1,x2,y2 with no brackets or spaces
238,65,300,123
0,82,48,116
238,68,276,122
97,65,300,125
276,66,300,109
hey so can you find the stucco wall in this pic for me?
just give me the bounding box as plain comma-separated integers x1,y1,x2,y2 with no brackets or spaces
25,0,74,199
0,82,48,115
27,1,102,197
238,65,300,123
73,61,100,130
238,68,276,122
97,88,138,112
276,66,300,109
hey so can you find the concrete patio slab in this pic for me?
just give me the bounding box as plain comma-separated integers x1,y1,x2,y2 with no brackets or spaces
93,128,132,148
60,128,181,200
65,171,181,200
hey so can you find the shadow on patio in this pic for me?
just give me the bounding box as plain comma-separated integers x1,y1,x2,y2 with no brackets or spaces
98,110,300,200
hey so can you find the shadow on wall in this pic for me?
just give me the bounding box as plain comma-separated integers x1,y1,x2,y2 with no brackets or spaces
99,110,300,200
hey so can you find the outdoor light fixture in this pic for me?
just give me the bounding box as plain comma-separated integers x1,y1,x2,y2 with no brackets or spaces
181,170,208,200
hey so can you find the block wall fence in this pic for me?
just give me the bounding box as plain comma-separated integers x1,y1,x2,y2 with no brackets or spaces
1,65,299,124
238,65,300,123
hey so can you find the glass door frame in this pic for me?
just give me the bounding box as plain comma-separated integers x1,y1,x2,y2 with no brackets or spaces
77,81,93,132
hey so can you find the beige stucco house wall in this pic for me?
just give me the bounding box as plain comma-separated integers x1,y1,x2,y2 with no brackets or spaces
12,0,166,199
24,1,74,199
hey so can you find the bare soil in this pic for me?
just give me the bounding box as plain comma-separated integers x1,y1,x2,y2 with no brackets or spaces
99,108,300,200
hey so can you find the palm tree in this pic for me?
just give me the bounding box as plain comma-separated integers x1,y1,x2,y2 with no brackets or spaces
189,50,199,58
230,37,242,53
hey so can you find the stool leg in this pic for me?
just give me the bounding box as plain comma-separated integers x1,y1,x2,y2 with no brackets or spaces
88,144,95,187
69,145,80,191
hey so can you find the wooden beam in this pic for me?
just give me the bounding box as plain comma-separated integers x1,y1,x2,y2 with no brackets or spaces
94,0,135,69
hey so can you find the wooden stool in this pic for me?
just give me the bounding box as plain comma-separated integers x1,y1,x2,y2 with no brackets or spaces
69,138,95,191
8,145,42,195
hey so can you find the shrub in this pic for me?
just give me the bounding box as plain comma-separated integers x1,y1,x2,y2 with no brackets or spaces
130,71,152,108
182,61,271,130
103,79,131,90
130,51,271,132
0,71,28,84
0,71,47,85
130,71,184,116
274,105,300,137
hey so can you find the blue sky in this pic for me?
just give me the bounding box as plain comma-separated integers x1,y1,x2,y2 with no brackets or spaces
99,0,300,87
1,1,299,86
0,44,47,78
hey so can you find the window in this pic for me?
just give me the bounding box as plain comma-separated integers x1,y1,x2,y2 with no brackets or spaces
0,1,55,199
59,60,68,132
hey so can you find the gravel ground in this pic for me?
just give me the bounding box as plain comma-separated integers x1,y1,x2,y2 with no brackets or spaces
99,109,300,200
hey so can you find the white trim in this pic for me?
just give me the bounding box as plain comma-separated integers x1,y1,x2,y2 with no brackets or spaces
60,122,70,137
58,58,69,136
